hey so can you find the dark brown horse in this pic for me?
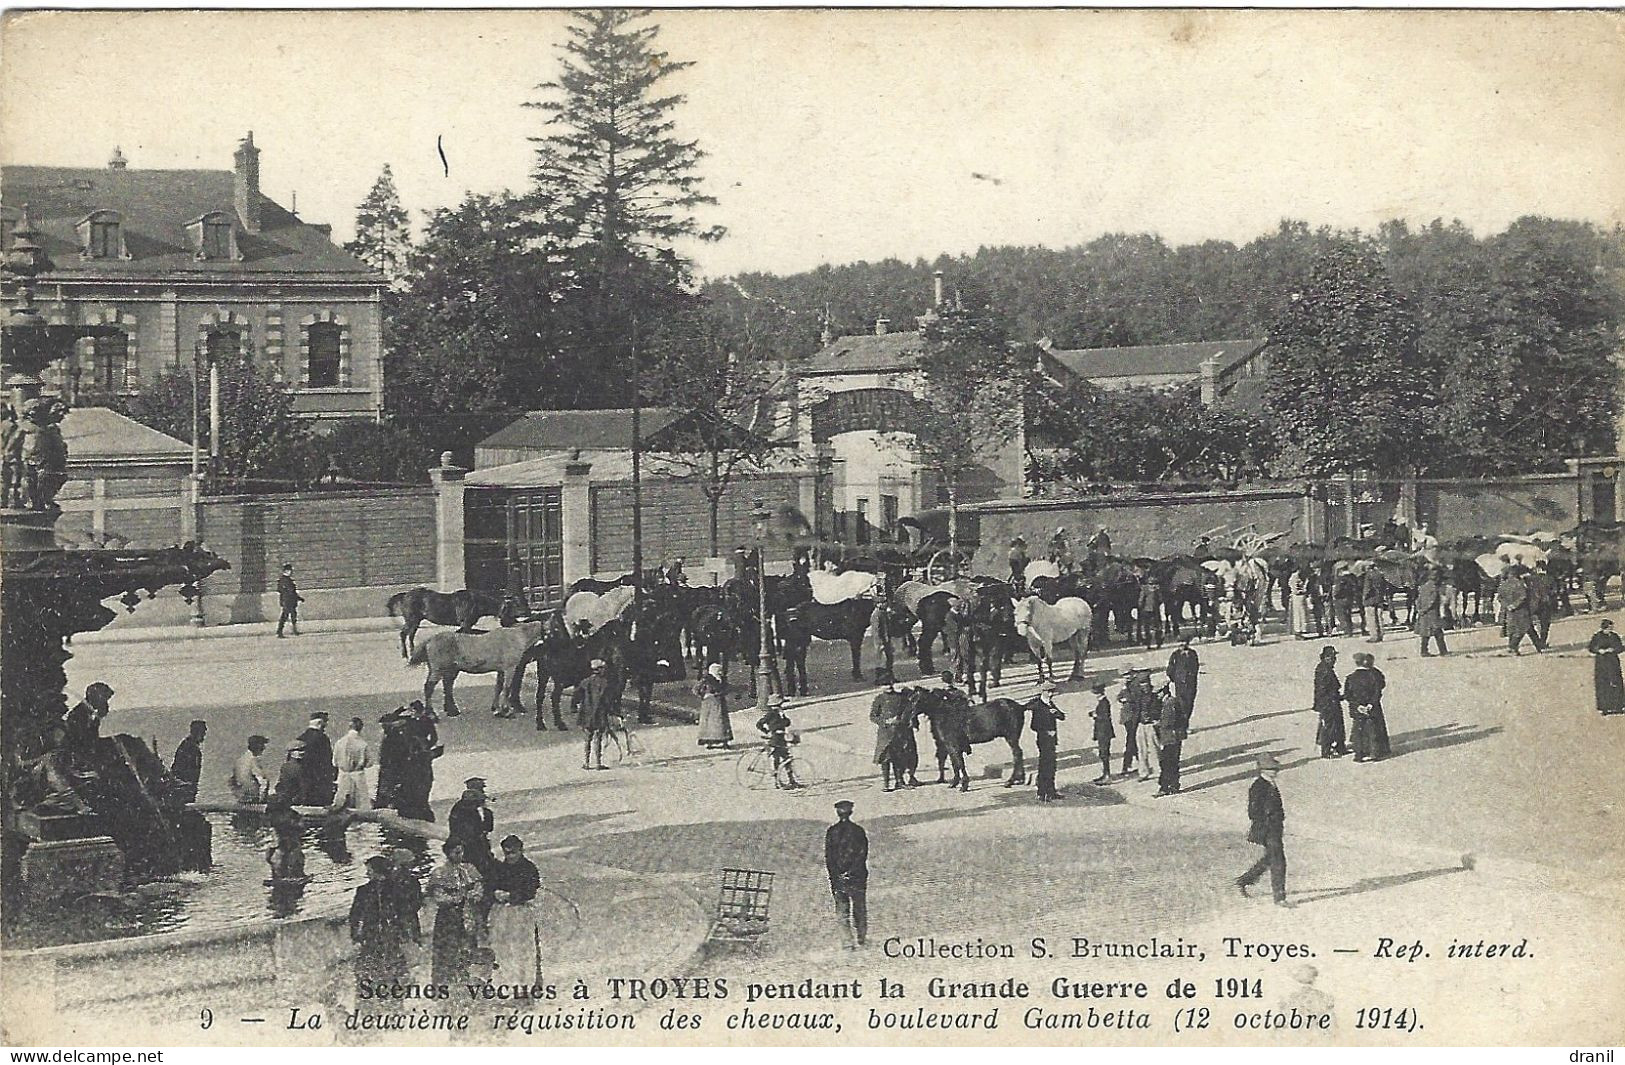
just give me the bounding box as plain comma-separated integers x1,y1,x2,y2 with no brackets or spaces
779,598,873,681
387,587,503,659
916,688,1034,791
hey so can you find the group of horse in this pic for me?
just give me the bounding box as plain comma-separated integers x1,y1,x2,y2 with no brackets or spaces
871,685,1047,793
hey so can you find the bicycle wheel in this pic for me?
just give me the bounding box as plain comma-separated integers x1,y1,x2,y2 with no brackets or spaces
620,729,648,768
605,727,629,766
781,750,823,789
736,746,775,790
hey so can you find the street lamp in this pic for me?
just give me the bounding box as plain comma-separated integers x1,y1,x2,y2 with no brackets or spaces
751,500,775,714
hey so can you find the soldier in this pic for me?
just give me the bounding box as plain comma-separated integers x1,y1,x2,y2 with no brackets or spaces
824,800,868,949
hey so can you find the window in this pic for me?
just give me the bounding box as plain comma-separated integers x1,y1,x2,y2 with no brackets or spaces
203,220,233,260
307,322,341,387
856,497,871,546
205,330,240,363
88,219,120,259
91,332,129,391
880,494,899,541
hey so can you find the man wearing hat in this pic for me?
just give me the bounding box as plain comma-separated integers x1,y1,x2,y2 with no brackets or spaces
61,682,114,757
331,717,373,811
296,712,336,806
1007,536,1030,590
1089,683,1115,784
1154,683,1185,797
1167,637,1199,730
574,658,615,770
487,834,542,981
1237,753,1289,906
825,800,869,949
170,719,208,803
274,741,307,806
230,735,271,804
1414,567,1449,657
1498,564,1535,654
1031,685,1065,802
449,778,495,874
870,672,912,792
350,855,409,994
1314,645,1348,758
276,562,304,638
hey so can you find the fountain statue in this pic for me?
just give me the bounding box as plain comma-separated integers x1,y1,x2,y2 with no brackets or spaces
1,206,229,909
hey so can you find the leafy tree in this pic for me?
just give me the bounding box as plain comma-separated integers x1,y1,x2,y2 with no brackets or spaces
345,164,412,288
1264,246,1440,476
912,305,1028,562
284,419,437,486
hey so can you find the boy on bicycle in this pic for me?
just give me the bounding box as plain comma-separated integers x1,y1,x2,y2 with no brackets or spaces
756,694,801,789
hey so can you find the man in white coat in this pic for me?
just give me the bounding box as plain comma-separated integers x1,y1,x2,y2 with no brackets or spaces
330,717,373,811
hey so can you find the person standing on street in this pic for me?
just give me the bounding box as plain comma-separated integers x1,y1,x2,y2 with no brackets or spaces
1289,566,1312,639
1415,567,1448,657
229,734,271,804
297,712,337,806
170,720,207,802
574,658,615,771
331,717,373,811
351,855,408,995
696,662,733,749
1134,673,1161,783
1117,675,1141,778
1314,645,1348,758
1528,561,1558,650
1154,684,1185,797
825,800,868,949
276,562,304,638
1344,652,1390,762
1236,753,1289,907
1167,638,1199,731
1090,684,1115,785
1589,619,1625,716
1499,565,1537,655
1031,685,1065,803
486,834,542,983
1332,570,1358,638
1136,572,1164,650
1360,563,1387,643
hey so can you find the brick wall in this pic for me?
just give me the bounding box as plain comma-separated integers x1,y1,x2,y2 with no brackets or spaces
969,488,1310,570
590,473,804,574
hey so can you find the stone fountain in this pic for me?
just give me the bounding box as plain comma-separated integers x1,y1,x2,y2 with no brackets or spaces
1,207,229,911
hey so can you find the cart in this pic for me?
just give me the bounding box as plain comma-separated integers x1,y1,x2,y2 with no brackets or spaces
706,868,775,948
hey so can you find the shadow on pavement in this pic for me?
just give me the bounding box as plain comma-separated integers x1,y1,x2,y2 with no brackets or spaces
1291,865,1467,906
1388,722,1503,758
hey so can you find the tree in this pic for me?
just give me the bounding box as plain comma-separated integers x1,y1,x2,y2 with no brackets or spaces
345,164,412,288
912,306,1028,563
1264,246,1440,476
641,303,785,556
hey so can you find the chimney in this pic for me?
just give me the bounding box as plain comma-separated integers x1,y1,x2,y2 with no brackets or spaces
107,147,127,170
1199,354,1220,406
874,317,890,336
933,270,945,307
233,132,262,234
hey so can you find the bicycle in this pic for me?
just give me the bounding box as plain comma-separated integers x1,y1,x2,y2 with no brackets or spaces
735,732,823,791
605,717,648,768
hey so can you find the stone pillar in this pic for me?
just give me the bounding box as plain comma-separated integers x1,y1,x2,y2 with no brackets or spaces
1397,478,1419,526
561,458,593,587
428,453,466,592
1199,354,1220,406
158,290,178,368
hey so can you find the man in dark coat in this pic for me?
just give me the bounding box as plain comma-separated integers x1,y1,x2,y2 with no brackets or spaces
1136,574,1163,649
1154,685,1185,797
824,800,868,949
1498,566,1536,655
351,855,409,994
1090,684,1115,784
170,720,207,802
1167,638,1199,729
1236,754,1289,906
1030,686,1065,803
276,563,304,638
396,701,441,821
574,658,615,770
61,682,114,758
273,743,307,806
296,712,336,806
1360,565,1387,643
1527,561,1558,650
1117,674,1143,777
448,778,495,874
1415,568,1448,657
870,677,912,792
1007,538,1029,590
1313,645,1347,758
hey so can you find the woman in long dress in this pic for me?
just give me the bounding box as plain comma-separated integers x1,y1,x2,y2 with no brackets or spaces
1344,652,1390,762
1313,646,1347,758
1589,619,1625,716
1289,567,1312,638
696,662,733,748
427,840,483,984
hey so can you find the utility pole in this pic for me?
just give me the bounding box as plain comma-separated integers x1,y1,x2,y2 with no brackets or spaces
630,318,643,616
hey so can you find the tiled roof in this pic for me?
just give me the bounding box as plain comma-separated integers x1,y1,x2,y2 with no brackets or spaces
1,165,375,279
799,331,923,375
475,409,683,453
63,406,191,464
1043,338,1265,381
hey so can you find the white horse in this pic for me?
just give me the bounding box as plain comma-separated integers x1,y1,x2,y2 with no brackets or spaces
809,569,879,605
1014,595,1093,682
1024,559,1061,585
564,585,635,635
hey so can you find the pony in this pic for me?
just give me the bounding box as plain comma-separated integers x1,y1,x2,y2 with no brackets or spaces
1014,595,1093,683
387,587,503,659
409,620,548,718
913,688,1035,790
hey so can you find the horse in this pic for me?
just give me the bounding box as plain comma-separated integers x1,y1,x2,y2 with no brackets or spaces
780,598,874,682
870,687,921,791
913,688,1034,790
688,603,748,685
1151,558,1210,636
409,620,547,718
1014,595,1093,683
523,611,686,729
809,568,880,604
387,587,503,659
891,580,954,665
1572,521,1623,607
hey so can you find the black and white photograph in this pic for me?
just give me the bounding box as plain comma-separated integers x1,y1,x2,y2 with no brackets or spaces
0,6,1622,1050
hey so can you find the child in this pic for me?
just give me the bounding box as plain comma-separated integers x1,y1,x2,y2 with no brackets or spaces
1090,683,1115,784
756,696,800,789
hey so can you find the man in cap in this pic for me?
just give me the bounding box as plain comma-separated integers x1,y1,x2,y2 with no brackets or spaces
61,682,114,757
449,778,495,873
1360,562,1387,643
1154,683,1186,797
276,562,304,638
1030,685,1065,802
487,834,542,981
825,800,869,949
274,742,307,806
1167,637,1200,730
230,734,271,804
574,658,615,771
331,717,373,811
1133,671,1162,783
297,712,336,806
169,720,207,803
870,671,911,792
1415,567,1449,657
1237,753,1289,906
1528,560,1558,650
350,855,409,994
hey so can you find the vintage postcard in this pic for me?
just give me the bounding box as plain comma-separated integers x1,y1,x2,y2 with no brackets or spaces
1,6,1622,1051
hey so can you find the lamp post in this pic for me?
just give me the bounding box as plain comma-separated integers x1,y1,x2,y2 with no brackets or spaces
751,500,774,714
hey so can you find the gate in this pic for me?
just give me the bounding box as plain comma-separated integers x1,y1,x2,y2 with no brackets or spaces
464,487,564,611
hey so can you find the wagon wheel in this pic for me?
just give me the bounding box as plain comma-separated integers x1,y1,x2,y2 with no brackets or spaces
926,549,961,585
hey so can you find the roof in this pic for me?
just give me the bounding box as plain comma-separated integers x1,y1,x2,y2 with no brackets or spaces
1,165,375,279
475,409,683,453
799,331,923,376
63,406,192,465
466,449,687,488
1043,338,1265,381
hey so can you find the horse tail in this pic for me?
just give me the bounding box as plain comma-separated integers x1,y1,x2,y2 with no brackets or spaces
386,590,409,619
407,639,429,667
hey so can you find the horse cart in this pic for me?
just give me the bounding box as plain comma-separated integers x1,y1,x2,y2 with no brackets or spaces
706,868,775,949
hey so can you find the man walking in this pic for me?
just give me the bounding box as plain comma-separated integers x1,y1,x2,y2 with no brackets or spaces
331,717,373,811
1498,566,1536,655
276,563,304,638
170,719,207,803
1528,561,1558,650
1167,638,1199,730
1415,568,1448,657
1031,685,1065,802
825,800,868,949
575,658,615,771
1236,753,1289,906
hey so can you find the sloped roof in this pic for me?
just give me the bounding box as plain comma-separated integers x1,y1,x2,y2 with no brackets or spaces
799,331,923,376
475,409,683,453
1,165,375,279
1043,338,1265,381
63,406,191,465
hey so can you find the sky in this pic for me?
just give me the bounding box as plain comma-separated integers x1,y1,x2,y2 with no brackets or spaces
3,9,1622,280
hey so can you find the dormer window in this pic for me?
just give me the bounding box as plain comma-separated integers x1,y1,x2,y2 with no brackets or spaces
76,210,127,260
186,212,240,261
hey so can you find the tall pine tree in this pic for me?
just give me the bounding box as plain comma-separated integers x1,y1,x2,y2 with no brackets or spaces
346,164,411,288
